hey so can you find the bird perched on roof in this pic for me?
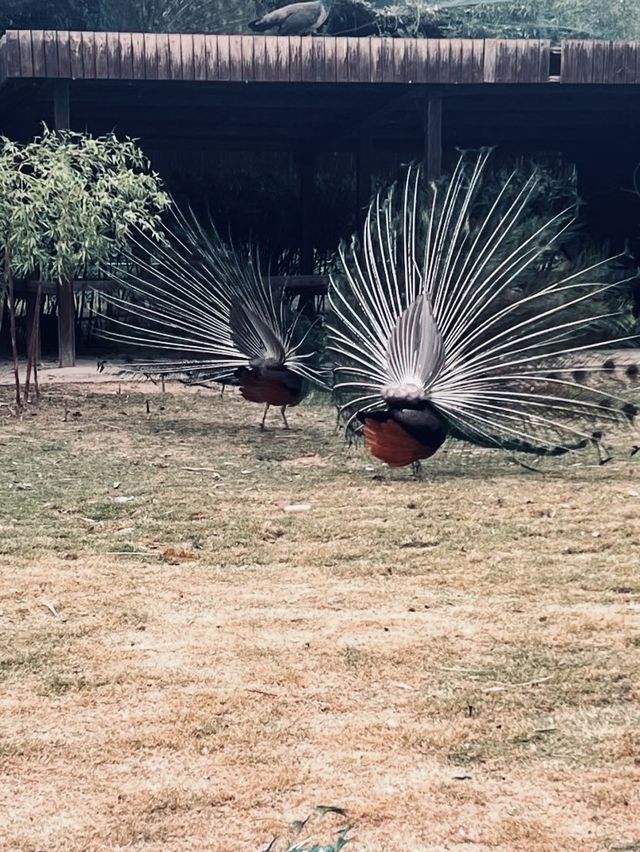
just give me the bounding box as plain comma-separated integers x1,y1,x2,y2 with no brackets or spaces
329,150,639,471
249,0,330,35
101,212,327,429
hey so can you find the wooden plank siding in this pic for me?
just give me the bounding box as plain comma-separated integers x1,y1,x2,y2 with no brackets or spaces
561,40,640,83
0,31,557,85
6,33,640,86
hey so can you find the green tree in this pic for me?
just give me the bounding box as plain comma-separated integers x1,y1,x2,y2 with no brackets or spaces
0,128,170,403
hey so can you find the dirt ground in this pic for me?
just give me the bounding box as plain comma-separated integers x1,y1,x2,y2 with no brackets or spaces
1,381,639,851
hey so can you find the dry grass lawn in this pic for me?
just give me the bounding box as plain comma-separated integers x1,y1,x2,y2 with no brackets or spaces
1,382,639,851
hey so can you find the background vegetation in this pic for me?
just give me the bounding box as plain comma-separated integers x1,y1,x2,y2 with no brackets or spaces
2,0,640,40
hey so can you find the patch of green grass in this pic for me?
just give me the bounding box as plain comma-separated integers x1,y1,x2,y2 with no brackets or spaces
84,502,130,521
341,647,372,671
0,650,52,681
38,673,88,696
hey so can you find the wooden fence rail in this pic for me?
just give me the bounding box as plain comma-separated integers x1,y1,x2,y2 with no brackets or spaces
13,275,330,297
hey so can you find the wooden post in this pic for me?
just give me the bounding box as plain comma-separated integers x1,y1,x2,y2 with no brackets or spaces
356,129,373,231
425,93,443,182
53,81,70,130
297,147,316,316
53,81,75,366
57,276,76,368
298,146,315,276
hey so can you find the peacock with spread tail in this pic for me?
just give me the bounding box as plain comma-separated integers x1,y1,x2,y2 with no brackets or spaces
101,211,327,429
329,150,639,470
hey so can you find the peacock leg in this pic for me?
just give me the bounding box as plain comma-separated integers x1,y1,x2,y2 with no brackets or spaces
411,460,423,479
280,406,289,430
594,437,612,465
260,403,270,430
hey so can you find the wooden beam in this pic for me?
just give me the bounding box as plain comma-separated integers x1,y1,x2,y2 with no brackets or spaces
53,80,74,366
53,80,70,129
298,147,315,276
356,129,373,230
425,92,442,181
15,275,331,297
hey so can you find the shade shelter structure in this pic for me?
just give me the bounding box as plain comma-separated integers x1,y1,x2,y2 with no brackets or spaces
1,31,640,365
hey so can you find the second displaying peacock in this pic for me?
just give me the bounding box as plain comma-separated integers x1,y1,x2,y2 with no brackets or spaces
101,210,327,429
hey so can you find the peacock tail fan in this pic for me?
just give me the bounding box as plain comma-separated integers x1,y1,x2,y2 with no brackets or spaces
328,149,639,462
98,205,329,390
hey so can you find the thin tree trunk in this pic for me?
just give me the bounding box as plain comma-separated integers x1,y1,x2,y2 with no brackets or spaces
5,246,21,407
0,275,5,339
57,274,76,367
78,285,86,342
24,282,42,402
33,288,41,398
0,289,5,345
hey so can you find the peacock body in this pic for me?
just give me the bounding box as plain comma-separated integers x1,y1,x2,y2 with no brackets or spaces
101,210,326,428
329,151,639,468
248,0,330,35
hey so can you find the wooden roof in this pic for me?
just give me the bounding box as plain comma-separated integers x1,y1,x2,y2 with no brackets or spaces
1,31,639,160
1,31,554,86
1,31,640,87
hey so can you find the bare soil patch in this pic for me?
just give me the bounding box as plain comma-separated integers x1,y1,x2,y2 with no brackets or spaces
1,382,639,851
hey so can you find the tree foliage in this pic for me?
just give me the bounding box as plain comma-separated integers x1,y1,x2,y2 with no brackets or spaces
0,127,170,283
0,128,170,401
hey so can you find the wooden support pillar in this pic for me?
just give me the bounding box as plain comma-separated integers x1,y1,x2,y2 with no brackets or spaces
356,128,373,231
298,146,315,276
53,81,70,130
425,93,442,182
295,147,317,316
53,81,75,366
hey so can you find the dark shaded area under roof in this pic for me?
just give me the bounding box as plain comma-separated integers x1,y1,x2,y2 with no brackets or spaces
1,32,639,242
